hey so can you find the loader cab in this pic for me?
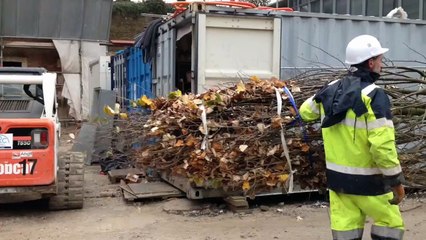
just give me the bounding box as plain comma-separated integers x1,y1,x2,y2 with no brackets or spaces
0,67,58,121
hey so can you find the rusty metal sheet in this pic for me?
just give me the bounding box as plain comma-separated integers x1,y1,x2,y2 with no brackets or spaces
120,180,138,201
120,181,184,201
160,171,316,200
128,182,183,199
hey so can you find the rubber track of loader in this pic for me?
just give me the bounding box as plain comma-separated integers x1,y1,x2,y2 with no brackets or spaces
48,152,85,210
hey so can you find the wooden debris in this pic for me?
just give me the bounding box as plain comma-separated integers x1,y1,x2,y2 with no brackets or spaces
224,196,250,213
125,173,140,183
108,168,144,183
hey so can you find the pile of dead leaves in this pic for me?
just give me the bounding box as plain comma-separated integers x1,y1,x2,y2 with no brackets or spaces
122,65,426,193
129,77,326,196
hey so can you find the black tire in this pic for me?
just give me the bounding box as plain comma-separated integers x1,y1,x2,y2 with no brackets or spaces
48,152,85,210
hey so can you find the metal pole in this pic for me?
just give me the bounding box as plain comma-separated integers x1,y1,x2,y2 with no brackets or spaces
0,38,3,67
332,0,336,14
346,0,350,14
362,0,366,15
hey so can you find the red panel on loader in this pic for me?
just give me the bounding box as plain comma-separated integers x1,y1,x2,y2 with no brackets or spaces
0,119,56,186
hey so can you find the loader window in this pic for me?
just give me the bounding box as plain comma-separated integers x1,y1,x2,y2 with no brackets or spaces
23,84,44,105
0,84,43,104
0,84,32,99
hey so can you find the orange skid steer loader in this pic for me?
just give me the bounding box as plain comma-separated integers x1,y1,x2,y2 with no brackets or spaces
0,67,85,210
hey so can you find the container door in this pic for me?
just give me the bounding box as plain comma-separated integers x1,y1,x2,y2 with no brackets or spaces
195,13,281,93
127,47,153,103
153,25,176,98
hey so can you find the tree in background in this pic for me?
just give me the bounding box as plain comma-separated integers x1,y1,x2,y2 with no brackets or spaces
144,0,168,14
113,0,169,17
241,0,271,6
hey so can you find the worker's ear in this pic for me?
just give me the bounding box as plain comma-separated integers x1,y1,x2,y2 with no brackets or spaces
367,58,375,70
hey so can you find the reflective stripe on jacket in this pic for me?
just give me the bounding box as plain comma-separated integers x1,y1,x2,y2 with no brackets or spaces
300,68,403,195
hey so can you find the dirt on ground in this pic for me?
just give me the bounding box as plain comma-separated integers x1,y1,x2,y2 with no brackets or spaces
1,163,425,240
1,129,425,240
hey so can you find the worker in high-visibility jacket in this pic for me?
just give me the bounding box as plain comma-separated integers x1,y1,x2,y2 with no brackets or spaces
300,35,405,240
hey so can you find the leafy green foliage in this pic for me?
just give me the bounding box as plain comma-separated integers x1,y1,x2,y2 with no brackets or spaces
240,0,271,6
144,0,169,14
112,0,169,17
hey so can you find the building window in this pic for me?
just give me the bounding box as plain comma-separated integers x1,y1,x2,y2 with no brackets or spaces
424,0,426,19
383,0,398,16
3,61,22,67
293,0,310,12
311,0,321,12
323,0,334,13
291,0,425,19
336,0,349,14
367,0,380,16
402,0,420,19
350,0,363,15
300,5,310,12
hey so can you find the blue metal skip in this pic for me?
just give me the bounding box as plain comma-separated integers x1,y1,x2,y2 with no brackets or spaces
127,47,153,101
111,47,152,107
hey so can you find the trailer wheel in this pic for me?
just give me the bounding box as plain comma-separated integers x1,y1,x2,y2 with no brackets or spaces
48,152,85,210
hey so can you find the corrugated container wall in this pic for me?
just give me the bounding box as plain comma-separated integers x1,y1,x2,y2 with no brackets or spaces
111,51,126,107
111,48,152,108
127,48,152,100
154,25,175,98
279,12,426,78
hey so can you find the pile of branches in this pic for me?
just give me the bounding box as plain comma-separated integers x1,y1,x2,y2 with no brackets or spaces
291,65,426,188
126,77,326,196
382,66,426,188
120,65,425,194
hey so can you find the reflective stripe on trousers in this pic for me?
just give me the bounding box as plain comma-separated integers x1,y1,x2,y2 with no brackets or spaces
332,229,363,240
332,226,404,240
371,225,404,239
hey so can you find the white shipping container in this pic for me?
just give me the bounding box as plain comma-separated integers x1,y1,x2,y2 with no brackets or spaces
152,4,426,95
154,4,282,96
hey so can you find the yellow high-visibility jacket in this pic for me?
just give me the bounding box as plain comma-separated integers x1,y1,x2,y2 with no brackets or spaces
300,68,404,195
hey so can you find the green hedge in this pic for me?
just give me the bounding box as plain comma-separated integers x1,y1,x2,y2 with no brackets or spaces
112,0,174,17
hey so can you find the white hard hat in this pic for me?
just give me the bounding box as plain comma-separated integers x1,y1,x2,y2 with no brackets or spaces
345,35,389,65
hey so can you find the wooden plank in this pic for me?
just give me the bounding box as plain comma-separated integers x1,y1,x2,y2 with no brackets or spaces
224,196,250,213
224,196,248,207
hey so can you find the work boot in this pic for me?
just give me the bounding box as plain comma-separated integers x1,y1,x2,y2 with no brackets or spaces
332,238,361,240
371,234,398,240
